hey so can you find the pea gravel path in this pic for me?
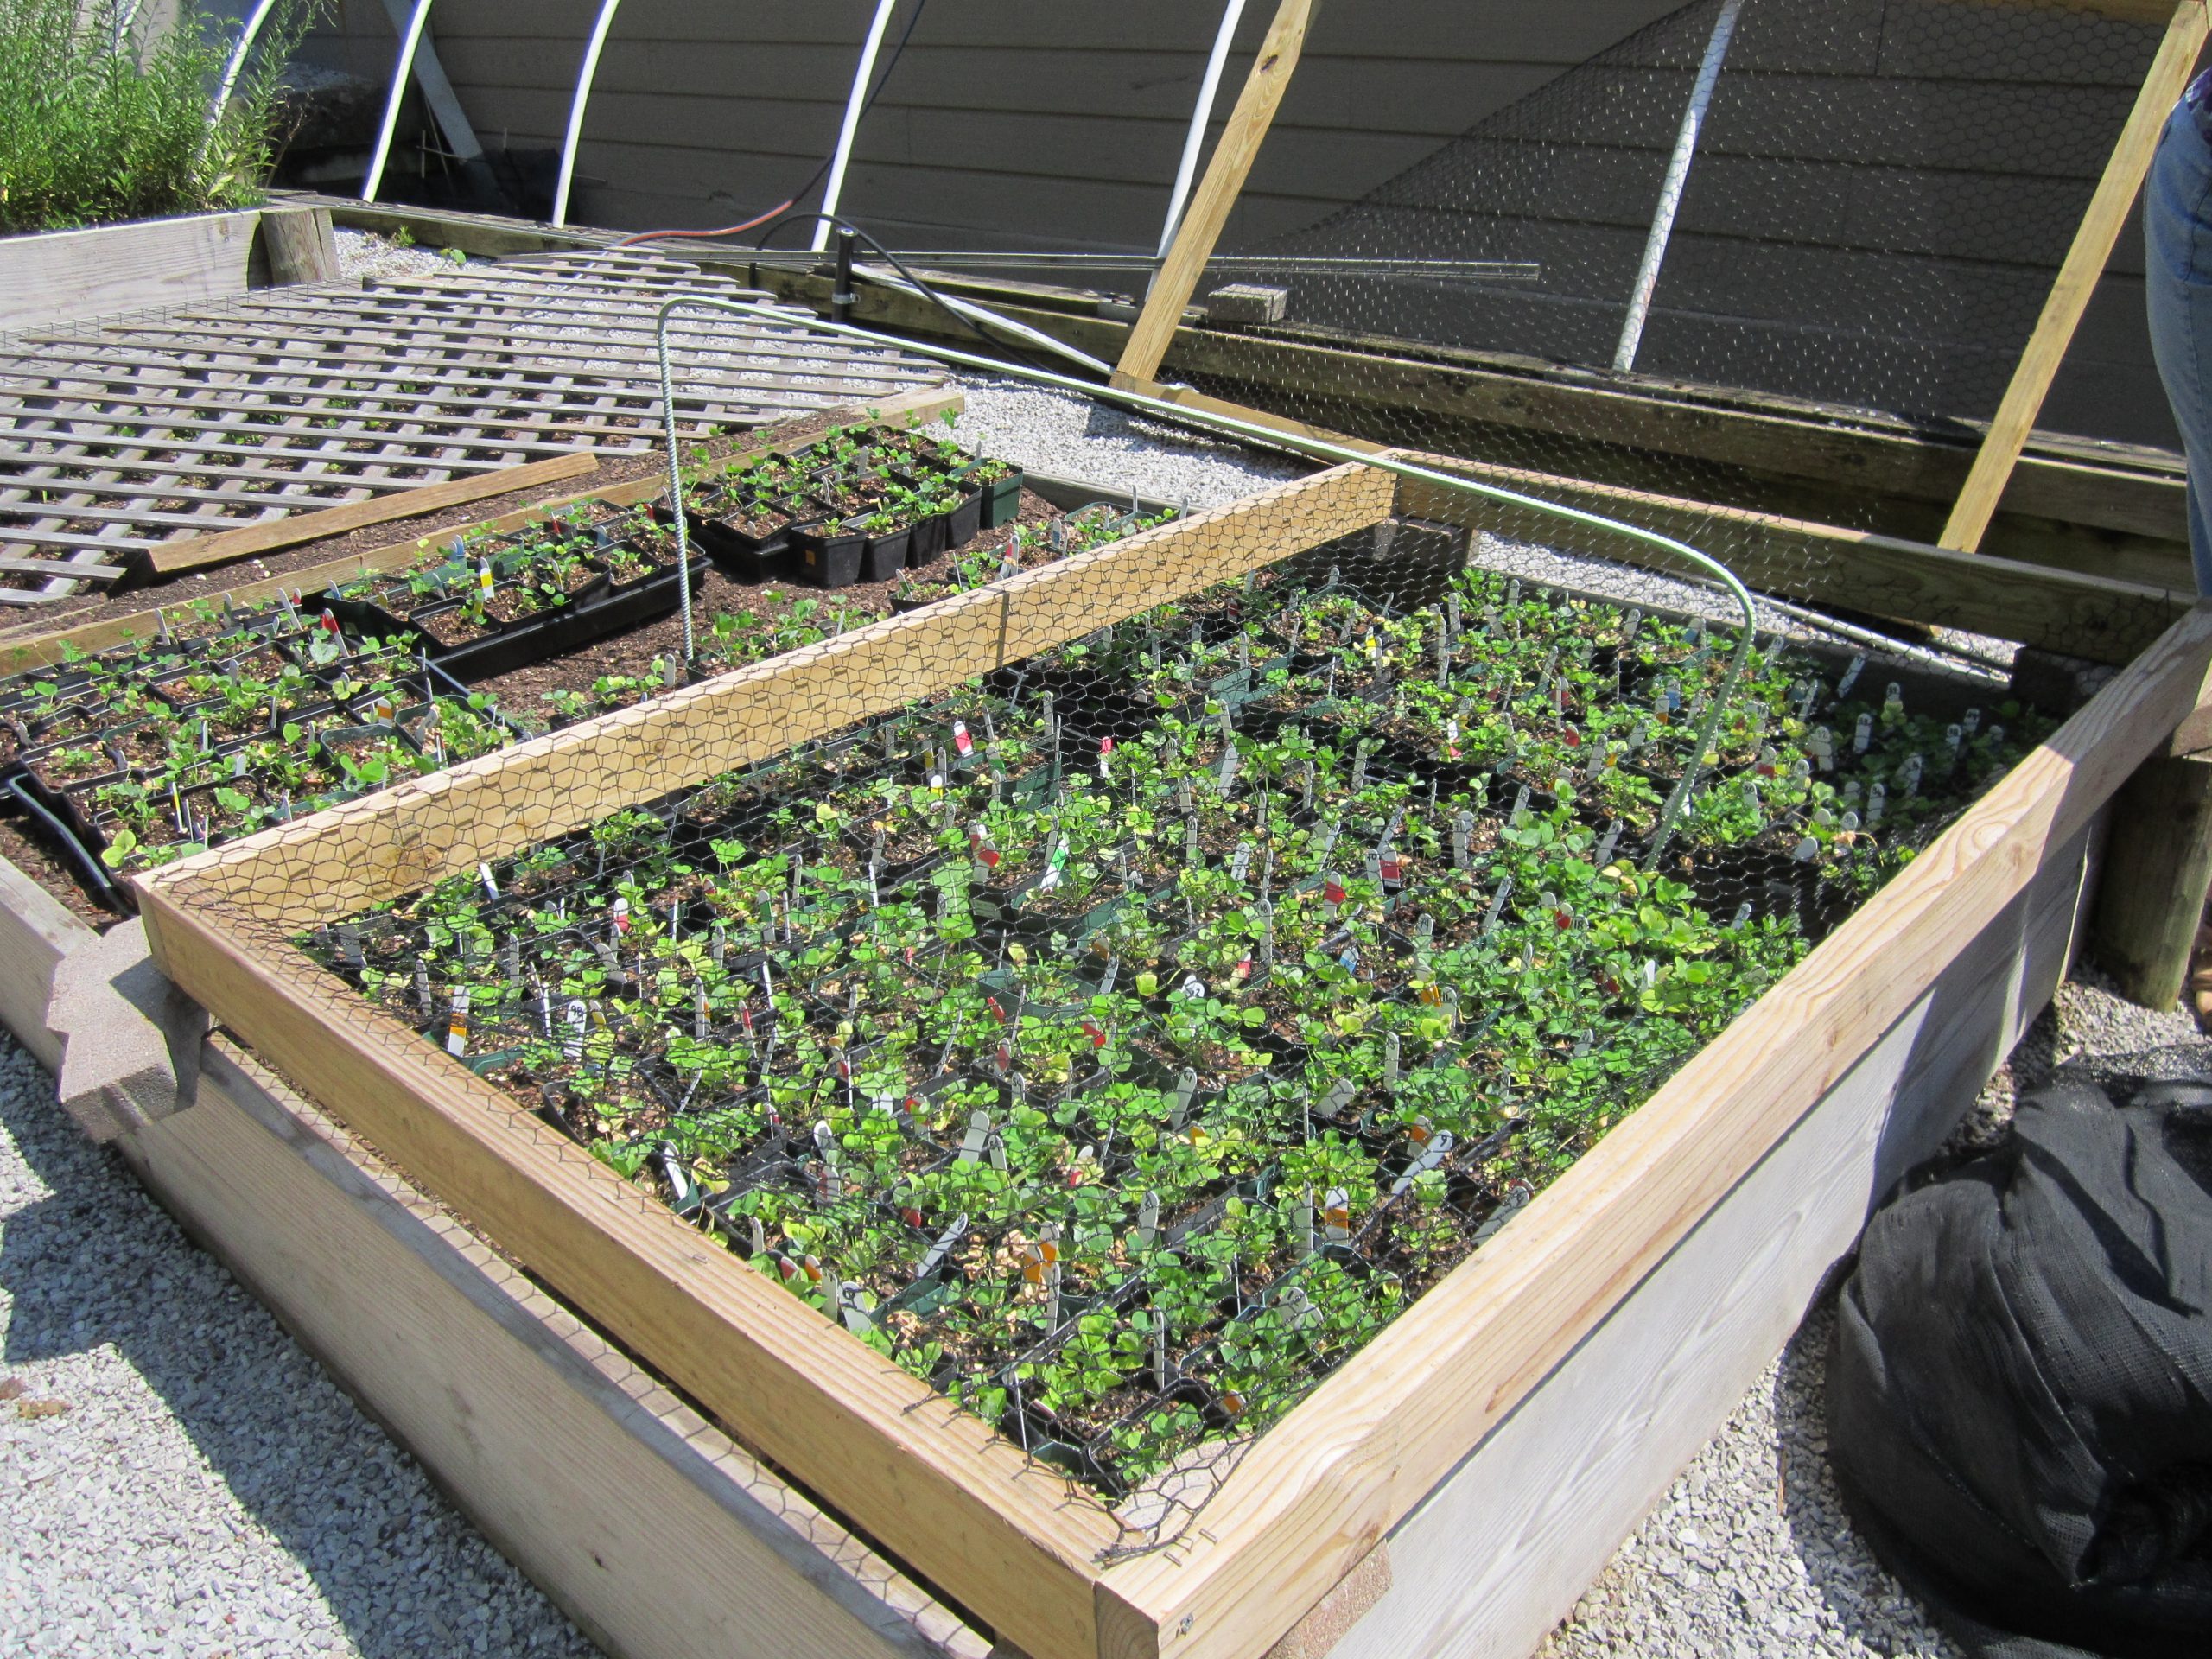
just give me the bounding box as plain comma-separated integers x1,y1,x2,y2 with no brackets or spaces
0,1033,597,1659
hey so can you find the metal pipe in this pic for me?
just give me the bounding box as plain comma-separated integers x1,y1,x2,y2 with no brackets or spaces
553,0,624,229
652,294,1756,867
1157,0,1250,261
208,0,283,124
814,0,902,254
745,250,1540,282
1612,0,1745,374
365,0,437,204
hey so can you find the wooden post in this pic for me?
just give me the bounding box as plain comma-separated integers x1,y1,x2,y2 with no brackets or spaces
2090,752,2212,1007
1111,0,1313,388
257,206,341,288
1938,0,2209,554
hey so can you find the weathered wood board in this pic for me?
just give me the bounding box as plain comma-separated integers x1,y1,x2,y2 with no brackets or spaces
0,211,261,333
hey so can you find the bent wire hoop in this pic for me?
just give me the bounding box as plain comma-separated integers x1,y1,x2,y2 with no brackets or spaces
652,293,1758,868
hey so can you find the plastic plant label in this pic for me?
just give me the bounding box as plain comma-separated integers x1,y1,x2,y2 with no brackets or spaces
1595,820,1622,867
1963,707,1982,735
837,1282,874,1336
445,988,470,1057
1324,874,1347,906
1172,1068,1198,1128
913,1213,969,1281
951,720,974,757
1452,810,1474,869
563,999,588,1060
749,1217,768,1259
1900,754,1923,798
1384,1033,1402,1090
1510,785,1531,828
1323,1188,1352,1243
1098,735,1113,780
1319,1077,1357,1120
1868,782,1888,828
1793,836,1820,861
478,861,499,901
957,1110,992,1163
334,925,364,969
1135,1190,1160,1252
413,959,433,1018
611,896,631,935
1854,713,1873,753
1483,875,1514,937
1390,1130,1457,1198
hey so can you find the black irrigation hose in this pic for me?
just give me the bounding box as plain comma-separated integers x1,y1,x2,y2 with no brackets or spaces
8,775,129,915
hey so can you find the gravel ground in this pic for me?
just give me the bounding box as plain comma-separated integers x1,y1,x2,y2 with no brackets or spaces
1542,969,2210,1659
948,378,1305,506
0,1034,597,1659
333,227,460,285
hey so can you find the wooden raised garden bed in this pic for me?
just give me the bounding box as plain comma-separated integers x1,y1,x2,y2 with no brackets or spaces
123,446,2212,1659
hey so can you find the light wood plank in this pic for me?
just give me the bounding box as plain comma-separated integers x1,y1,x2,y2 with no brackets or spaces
1096,600,2212,1659
0,212,260,332
1939,1,2210,553
0,854,84,1071
1113,0,1313,385
144,450,600,575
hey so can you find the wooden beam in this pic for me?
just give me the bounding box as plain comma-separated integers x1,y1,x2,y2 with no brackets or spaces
1393,450,2192,665
139,451,603,577
1940,0,2209,553
2088,753,2212,1006
1097,599,2212,1659
1112,0,1313,385
257,207,341,287
0,210,261,332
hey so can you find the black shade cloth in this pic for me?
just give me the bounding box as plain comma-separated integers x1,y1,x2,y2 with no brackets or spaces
1828,1080,2212,1658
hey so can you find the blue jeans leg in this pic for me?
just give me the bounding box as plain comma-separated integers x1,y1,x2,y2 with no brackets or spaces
2145,100,2212,596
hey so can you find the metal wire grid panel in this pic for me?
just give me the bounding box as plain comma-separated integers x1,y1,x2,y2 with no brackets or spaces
0,248,942,604
139,421,2060,1548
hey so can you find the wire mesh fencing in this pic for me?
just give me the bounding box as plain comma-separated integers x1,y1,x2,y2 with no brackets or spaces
148,404,2062,1544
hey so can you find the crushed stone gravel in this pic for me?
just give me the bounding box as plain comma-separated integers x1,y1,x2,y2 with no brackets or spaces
947,378,1305,507
332,227,460,285
0,1033,598,1659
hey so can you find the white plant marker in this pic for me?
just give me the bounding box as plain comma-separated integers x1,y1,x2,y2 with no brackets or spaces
445,988,470,1057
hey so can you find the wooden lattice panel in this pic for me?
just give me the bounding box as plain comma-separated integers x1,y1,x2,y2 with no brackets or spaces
0,249,943,603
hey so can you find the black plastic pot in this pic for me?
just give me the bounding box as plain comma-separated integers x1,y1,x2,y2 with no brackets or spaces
973,469,1023,529
861,526,911,582
320,554,706,683
793,521,867,588
942,487,985,550
907,505,950,564
684,499,797,582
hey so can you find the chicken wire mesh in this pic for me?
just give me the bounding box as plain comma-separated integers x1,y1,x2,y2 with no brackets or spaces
1181,0,2182,598
143,333,2069,1549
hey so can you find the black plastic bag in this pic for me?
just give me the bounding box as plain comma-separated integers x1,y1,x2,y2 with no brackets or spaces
1828,1079,2212,1658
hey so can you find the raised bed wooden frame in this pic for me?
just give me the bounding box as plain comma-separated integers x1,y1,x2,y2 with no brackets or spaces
118,451,2212,1659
